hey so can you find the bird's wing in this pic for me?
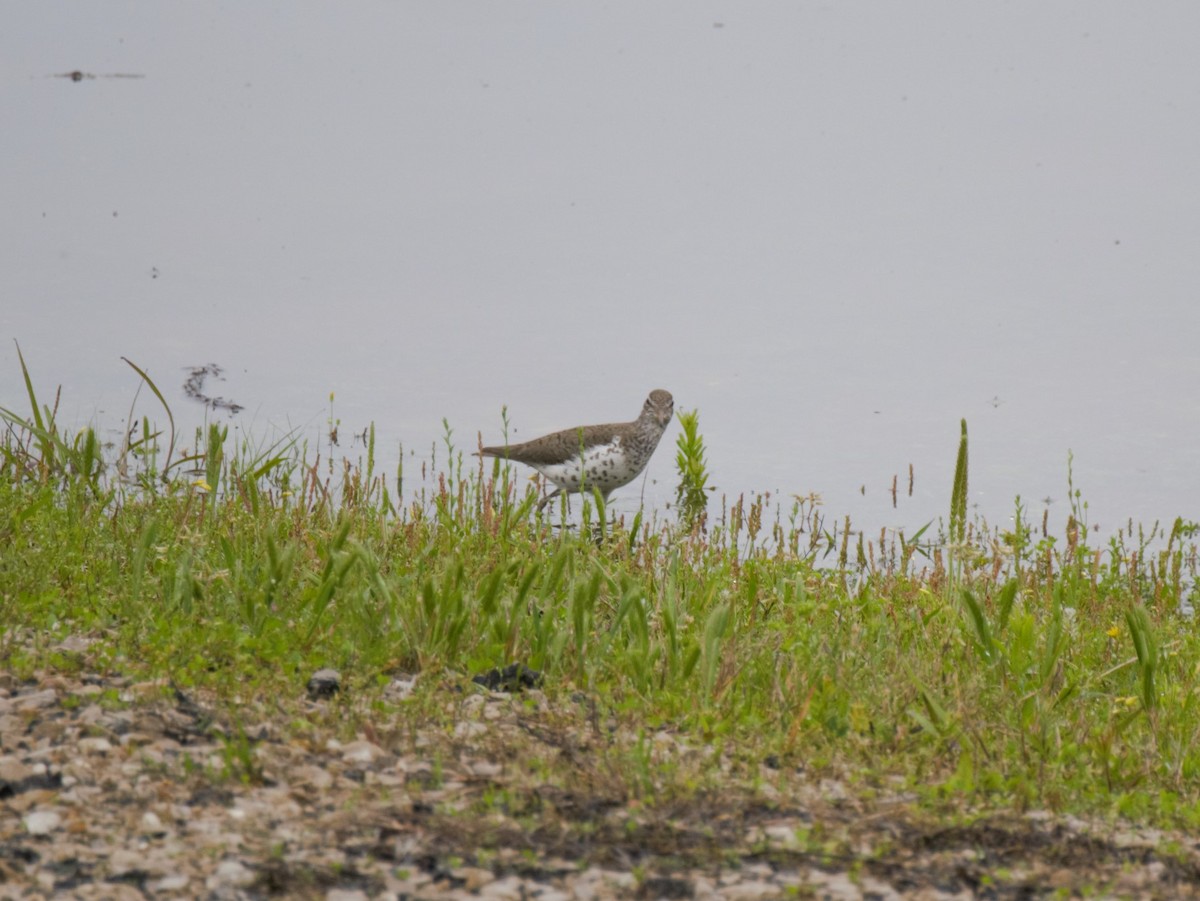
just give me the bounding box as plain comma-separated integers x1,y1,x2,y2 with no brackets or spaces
481,424,622,465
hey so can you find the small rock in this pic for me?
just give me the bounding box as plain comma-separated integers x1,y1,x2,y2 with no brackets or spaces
0,756,34,784
0,713,22,742
108,848,147,877
141,810,166,835
471,663,542,693
78,736,113,754
292,764,334,790
14,688,58,711
307,669,341,699
478,875,525,900
385,676,417,701
573,869,637,901
858,875,903,900
466,759,503,778
384,869,433,895
208,859,255,889
150,875,190,892
819,778,848,802
454,866,496,891
56,634,95,653
764,824,801,849
340,740,385,765
23,810,62,836
804,868,868,901
720,880,782,900
454,721,488,739
482,701,506,720
325,890,369,901
639,876,692,899
127,679,170,699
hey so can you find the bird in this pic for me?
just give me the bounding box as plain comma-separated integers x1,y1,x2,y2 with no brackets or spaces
476,390,674,510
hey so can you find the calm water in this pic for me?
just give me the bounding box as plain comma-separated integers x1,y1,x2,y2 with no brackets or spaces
3,3,1199,541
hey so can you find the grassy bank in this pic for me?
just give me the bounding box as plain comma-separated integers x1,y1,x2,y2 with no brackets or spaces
3,365,1200,837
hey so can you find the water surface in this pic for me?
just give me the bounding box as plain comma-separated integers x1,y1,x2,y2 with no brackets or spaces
3,3,1199,540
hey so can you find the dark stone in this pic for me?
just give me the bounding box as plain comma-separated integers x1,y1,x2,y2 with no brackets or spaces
471,663,543,693
307,669,341,699
0,770,62,799
639,875,694,899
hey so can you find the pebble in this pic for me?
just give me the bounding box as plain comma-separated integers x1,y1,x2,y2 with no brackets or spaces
454,720,488,739
108,848,148,877
720,881,781,900
573,868,637,900
56,634,94,653
78,736,113,754
208,858,254,889
23,810,62,835
465,758,503,778
385,676,417,701
150,875,190,892
0,756,33,783
293,763,335,790
454,866,496,891
340,739,385,765
478,875,526,900
763,823,801,848
9,688,58,711
0,667,1191,901
307,669,342,699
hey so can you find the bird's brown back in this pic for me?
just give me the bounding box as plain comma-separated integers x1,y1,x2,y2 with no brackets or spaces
478,422,625,465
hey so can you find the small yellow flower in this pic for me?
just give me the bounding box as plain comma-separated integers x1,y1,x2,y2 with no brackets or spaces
194,479,212,493
1106,625,1120,639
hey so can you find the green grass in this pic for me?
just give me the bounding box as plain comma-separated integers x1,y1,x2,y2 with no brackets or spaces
4,357,1200,830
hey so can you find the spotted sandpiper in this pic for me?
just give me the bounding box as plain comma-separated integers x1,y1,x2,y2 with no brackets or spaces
476,389,675,510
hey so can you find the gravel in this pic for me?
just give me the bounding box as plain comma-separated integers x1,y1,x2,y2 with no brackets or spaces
1,667,1198,899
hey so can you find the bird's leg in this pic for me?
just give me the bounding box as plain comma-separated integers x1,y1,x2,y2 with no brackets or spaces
537,487,563,512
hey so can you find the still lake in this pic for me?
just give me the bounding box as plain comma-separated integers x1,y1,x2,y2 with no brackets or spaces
3,3,1199,543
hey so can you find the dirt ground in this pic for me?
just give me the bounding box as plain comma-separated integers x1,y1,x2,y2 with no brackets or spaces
2,666,1199,900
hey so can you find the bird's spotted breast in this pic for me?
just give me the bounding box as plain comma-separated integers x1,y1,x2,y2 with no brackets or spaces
530,441,633,492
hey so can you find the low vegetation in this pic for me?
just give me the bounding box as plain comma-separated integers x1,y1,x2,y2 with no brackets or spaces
4,349,1200,842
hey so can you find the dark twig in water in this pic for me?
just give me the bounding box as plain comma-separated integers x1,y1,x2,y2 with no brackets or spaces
183,364,244,414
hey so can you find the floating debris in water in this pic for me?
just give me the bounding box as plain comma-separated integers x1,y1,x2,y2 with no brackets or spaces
51,70,145,82
183,363,244,414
